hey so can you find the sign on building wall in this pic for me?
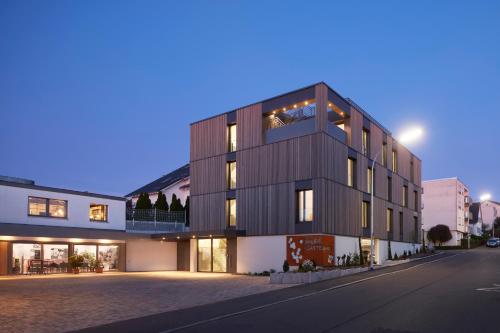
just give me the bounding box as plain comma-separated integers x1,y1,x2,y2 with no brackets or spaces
286,235,335,267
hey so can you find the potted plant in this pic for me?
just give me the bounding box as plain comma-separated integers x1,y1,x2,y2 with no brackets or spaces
94,259,104,273
68,254,84,274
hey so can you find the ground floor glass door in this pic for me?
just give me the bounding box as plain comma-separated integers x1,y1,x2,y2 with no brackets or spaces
197,238,227,272
12,243,41,274
43,244,69,273
98,245,119,271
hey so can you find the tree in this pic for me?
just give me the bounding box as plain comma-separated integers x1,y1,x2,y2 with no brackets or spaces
183,196,190,226
135,193,152,210
169,193,183,211
427,224,452,246
154,192,169,211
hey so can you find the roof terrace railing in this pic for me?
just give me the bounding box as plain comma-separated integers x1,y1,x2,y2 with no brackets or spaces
126,208,188,233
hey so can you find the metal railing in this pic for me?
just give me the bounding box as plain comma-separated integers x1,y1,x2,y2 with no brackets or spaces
126,208,188,233
265,104,316,130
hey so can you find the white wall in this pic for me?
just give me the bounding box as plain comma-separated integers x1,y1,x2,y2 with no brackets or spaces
0,184,125,230
479,201,500,230
335,235,360,258
126,239,177,271
237,235,286,273
390,241,421,258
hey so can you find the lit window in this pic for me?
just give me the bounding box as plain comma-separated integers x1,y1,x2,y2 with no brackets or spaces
347,158,356,187
402,186,408,207
227,161,236,189
227,199,236,227
386,209,393,232
297,190,313,223
228,124,237,152
89,204,108,222
28,197,67,218
392,150,398,172
362,129,370,156
362,201,369,228
367,168,373,194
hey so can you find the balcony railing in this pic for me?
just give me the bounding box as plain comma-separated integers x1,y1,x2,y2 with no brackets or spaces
126,208,188,233
265,104,316,130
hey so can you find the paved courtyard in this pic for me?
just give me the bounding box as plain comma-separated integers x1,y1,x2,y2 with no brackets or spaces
0,271,289,333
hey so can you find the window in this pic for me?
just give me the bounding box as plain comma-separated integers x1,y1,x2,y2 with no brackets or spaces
28,197,67,218
347,158,356,187
227,124,237,152
399,212,404,240
382,143,387,167
410,160,415,182
392,150,398,172
414,190,418,211
414,217,419,242
402,186,408,207
362,129,370,156
367,168,372,194
226,161,236,189
226,199,236,227
89,204,108,222
386,209,393,232
362,201,369,228
297,190,313,223
388,177,392,202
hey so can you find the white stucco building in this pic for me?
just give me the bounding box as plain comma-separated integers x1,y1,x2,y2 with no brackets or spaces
422,177,471,246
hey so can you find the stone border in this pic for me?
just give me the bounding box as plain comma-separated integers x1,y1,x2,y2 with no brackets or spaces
270,267,369,284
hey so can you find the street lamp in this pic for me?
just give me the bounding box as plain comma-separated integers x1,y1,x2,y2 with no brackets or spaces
370,126,424,271
479,193,492,238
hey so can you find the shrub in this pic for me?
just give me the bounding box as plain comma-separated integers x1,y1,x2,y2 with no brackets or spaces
393,253,399,260
283,260,290,272
299,259,316,272
402,250,407,259
427,224,452,246
68,254,84,269
336,256,341,266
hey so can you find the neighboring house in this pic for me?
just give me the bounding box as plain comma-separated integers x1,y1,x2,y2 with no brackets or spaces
126,164,190,207
152,82,423,273
0,176,176,275
422,177,471,246
476,200,500,231
468,203,482,236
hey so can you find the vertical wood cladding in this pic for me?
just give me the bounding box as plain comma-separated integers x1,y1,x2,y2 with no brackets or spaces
189,82,422,242
236,103,262,150
190,114,227,162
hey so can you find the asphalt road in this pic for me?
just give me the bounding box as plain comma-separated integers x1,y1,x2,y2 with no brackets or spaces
76,247,500,333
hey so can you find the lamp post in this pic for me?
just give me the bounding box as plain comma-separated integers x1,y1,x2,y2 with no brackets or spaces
370,126,424,271
479,193,492,238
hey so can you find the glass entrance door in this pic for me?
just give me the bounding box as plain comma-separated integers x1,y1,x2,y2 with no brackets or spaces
197,238,227,272
12,243,41,274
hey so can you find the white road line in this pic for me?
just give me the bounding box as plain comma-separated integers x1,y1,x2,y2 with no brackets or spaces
158,253,459,333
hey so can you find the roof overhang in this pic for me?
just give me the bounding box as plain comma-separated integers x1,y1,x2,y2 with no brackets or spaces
151,229,246,241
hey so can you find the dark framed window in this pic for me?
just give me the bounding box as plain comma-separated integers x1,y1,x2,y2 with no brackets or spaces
402,185,409,207
297,189,313,223
226,161,236,189
362,201,369,229
388,176,392,202
414,190,418,211
226,199,236,227
28,196,67,218
382,143,387,167
227,124,237,152
347,158,356,188
362,128,370,156
89,204,108,222
399,212,404,240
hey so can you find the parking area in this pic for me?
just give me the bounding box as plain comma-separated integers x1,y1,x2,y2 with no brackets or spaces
0,271,290,333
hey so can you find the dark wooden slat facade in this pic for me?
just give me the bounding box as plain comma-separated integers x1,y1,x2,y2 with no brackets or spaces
190,82,422,242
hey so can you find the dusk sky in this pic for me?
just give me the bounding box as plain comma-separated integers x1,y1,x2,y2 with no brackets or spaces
1,1,499,199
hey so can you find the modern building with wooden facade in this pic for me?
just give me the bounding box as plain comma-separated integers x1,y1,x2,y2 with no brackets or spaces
160,82,422,274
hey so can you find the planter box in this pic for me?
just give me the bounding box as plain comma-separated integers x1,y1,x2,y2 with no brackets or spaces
270,266,369,284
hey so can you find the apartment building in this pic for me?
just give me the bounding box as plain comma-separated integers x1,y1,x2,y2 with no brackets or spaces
0,176,176,275
157,82,422,273
422,177,471,246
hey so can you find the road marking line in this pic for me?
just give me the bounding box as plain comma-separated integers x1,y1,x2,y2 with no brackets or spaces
476,284,500,292
158,253,459,333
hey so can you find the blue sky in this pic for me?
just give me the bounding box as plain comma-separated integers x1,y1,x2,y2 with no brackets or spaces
1,1,499,198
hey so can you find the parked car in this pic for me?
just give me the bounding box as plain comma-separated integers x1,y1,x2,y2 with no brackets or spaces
486,238,500,248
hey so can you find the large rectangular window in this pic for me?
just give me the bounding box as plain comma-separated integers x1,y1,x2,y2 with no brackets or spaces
399,212,404,240
414,190,418,211
12,243,41,274
362,128,370,156
43,244,69,273
226,198,236,227
392,150,398,172
386,209,393,232
89,204,108,222
367,168,373,194
297,190,313,223
402,186,408,207
226,161,236,190
227,124,237,152
410,160,415,182
197,238,228,273
28,197,67,218
347,158,356,187
414,217,419,242
382,143,387,167
362,201,369,229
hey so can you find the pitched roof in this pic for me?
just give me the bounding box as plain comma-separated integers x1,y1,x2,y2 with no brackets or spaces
126,164,190,198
